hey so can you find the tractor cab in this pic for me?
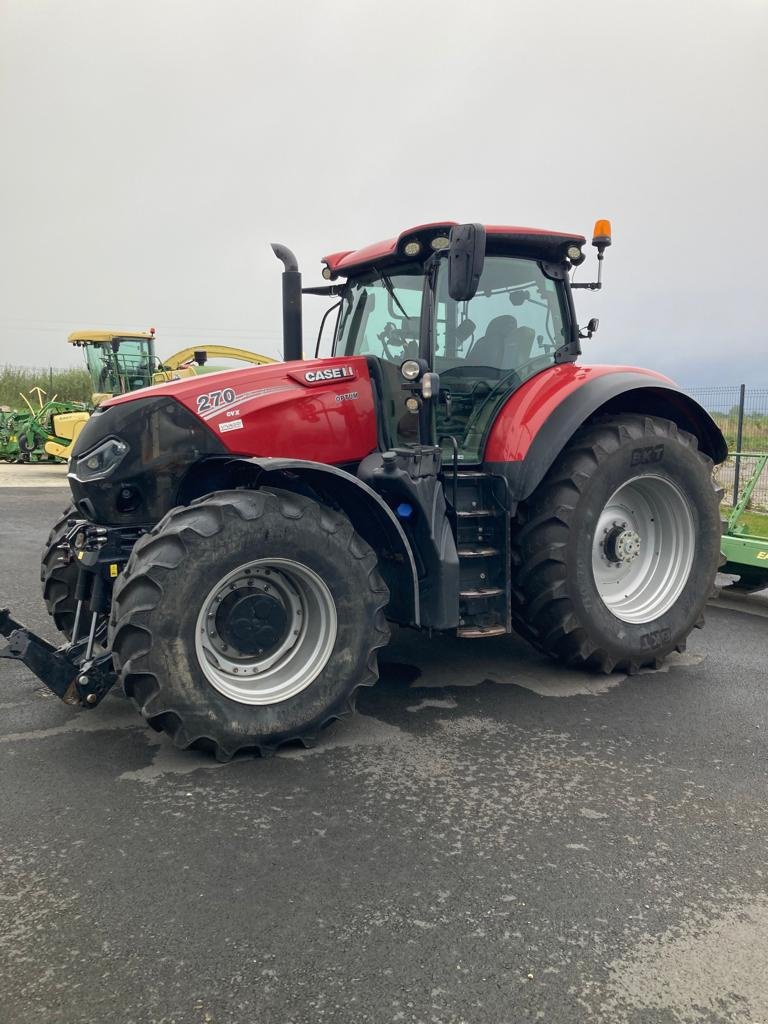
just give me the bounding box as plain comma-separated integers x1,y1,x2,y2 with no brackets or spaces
324,223,584,461
68,329,158,404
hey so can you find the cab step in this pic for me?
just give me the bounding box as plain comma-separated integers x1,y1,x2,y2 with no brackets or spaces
457,624,507,638
457,545,500,558
450,469,510,638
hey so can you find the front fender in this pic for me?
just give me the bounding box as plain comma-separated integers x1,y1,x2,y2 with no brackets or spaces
483,364,727,502
178,455,420,626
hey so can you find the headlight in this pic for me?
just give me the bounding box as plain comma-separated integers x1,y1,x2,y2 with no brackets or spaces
74,437,129,481
401,359,422,381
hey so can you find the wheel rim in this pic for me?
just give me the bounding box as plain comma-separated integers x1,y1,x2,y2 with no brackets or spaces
592,474,695,624
194,558,337,705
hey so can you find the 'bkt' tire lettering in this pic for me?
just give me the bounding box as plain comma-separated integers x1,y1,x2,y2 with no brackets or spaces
639,627,672,648
631,444,664,466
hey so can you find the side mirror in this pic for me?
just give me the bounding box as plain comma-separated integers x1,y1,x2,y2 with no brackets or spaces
194,349,208,366
579,317,600,340
448,223,486,302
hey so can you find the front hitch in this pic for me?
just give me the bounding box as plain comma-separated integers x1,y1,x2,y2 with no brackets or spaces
0,607,117,708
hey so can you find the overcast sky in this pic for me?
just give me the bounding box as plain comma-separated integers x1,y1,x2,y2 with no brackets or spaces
1,0,766,386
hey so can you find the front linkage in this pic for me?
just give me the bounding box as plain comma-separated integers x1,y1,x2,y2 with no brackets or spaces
0,521,141,708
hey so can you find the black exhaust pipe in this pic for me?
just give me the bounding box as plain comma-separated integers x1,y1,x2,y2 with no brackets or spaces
271,243,303,362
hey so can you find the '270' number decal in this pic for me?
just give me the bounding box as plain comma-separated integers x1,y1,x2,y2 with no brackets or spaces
196,388,236,414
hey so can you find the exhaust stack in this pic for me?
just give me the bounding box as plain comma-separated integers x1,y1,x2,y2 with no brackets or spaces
271,243,303,362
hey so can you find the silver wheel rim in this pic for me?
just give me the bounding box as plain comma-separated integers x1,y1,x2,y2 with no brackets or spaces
592,474,695,624
194,558,337,705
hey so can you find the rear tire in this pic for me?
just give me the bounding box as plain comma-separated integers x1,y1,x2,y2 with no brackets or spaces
109,488,390,759
41,505,78,638
510,415,723,673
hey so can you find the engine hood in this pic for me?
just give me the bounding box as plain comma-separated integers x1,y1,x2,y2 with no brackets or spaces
70,357,379,524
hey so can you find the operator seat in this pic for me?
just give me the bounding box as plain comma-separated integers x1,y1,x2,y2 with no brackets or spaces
466,314,535,371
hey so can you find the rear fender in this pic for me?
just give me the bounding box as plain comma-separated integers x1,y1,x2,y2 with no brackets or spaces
484,366,727,503
178,456,419,626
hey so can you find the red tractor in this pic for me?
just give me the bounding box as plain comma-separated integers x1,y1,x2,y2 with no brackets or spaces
1,220,726,759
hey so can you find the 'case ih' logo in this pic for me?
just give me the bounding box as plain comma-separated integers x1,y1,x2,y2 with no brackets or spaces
302,366,356,384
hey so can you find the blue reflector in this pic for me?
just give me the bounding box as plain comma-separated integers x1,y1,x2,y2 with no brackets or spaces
396,502,414,519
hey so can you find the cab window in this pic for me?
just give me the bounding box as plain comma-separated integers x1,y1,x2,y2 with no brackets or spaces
435,256,567,374
434,257,569,463
335,266,422,362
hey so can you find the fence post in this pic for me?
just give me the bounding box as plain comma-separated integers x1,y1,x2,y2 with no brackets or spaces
732,383,746,508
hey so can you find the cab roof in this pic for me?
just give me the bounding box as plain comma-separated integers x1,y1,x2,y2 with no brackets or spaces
67,330,154,345
322,221,586,277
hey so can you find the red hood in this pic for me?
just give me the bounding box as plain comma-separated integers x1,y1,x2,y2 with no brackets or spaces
104,356,379,466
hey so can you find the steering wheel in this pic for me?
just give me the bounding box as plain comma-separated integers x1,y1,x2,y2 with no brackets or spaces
378,321,418,361
459,355,554,438
439,365,504,386
438,364,504,401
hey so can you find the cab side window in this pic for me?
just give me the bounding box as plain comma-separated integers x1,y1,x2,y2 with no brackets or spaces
435,257,567,375
434,257,568,462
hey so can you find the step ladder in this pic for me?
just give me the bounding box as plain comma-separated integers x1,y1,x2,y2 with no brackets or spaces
449,470,510,638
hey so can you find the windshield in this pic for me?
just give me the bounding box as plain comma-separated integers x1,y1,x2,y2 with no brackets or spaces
334,265,423,362
85,339,154,395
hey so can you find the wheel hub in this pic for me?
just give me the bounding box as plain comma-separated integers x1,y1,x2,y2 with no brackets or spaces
194,558,338,706
591,475,695,625
603,522,641,564
215,589,288,656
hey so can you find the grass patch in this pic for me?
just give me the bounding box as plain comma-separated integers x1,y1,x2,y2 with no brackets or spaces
0,365,91,407
710,411,768,452
721,505,768,538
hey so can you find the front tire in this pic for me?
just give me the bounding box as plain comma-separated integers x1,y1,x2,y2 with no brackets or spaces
41,505,78,638
510,415,722,672
109,489,390,759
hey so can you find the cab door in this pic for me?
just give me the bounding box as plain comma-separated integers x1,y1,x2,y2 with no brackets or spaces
433,256,570,463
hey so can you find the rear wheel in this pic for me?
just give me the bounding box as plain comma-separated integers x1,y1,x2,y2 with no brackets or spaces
510,415,723,672
109,488,390,759
41,506,78,638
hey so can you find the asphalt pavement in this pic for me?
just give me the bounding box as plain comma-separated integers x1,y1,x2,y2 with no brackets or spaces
1,485,767,1024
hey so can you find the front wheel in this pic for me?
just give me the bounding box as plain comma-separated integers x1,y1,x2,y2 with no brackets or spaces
41,505,78,638
109,489,390,759
510,415,723,673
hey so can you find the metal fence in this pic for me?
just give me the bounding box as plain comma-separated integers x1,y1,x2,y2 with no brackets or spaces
686,385,768,512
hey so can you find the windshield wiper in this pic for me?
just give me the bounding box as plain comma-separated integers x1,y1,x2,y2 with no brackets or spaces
374,267,412,322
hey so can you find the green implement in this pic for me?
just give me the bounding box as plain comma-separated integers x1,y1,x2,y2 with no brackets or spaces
721,452,768,592
0,392,90,463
